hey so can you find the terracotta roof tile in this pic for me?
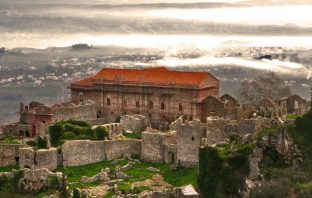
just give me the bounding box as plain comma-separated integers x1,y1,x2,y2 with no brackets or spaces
71,67,217,88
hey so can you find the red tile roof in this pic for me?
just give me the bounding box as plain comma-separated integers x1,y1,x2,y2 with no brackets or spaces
71,67,218,88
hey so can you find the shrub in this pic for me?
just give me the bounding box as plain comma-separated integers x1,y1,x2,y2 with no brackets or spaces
94,127,107,140
66,120,90,128
115,116,121,123
26,140,37,147
37,136,48,149
49,123,63,146
61,132,76,140
48,176,59,189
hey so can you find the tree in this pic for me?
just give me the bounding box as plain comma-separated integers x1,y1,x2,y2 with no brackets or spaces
94,126,108,140
238,72,291,109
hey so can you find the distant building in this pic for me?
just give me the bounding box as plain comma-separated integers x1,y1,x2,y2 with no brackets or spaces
70,67,220,126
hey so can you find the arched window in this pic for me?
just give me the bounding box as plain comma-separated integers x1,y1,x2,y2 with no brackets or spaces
179,103,183,111
161,102,165,110
123,99,127,107
107,98,111,106
136,100,140,108
149,101,153,109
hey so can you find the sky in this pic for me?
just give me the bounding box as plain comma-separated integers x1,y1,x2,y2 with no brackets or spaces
1,0,312,49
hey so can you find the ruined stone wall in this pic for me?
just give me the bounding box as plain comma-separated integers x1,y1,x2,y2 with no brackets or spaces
104,139,141,160
2,123,31,137
175,119,206,167
120,114,150,133
237,117,273,137
61,139,141,167
62,140,106,167
141,132,166,163
0,144,21,167
141,130,177,164
35,148,58,170
52,101,97,122
101,123,123,139
206,117,237,145
19,148,58,171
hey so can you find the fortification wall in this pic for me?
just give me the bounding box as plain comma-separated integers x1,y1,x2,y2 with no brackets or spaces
62,140,106,167
0,144,21,167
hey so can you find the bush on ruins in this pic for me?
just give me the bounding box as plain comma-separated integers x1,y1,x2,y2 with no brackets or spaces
49,120,107,146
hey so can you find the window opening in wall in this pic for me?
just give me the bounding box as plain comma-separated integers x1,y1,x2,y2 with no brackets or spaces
149,101,153,109
179,103,183,111
192,136,195,141
136,100,139,108
107,98,111,106
161,102,165,110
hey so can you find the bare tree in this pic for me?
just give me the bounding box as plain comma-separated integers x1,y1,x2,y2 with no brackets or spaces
238,72,291,108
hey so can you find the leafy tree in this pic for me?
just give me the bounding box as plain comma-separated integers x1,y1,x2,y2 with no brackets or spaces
94,126,108,140
49,123,63,146
238,72,291,109
37,136,48,149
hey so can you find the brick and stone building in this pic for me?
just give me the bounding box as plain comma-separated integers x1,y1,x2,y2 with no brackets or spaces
70,67,219,126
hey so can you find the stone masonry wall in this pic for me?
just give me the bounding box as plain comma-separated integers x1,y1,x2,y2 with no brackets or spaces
175,119,206,167
61,139,141,167
62,140,106,167
104,139,141,160
0,144,21,167
141,132,166,163
19,148,58,171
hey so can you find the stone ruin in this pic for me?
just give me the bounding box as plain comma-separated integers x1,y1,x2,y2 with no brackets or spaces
120,114,150,134
0,168,63,194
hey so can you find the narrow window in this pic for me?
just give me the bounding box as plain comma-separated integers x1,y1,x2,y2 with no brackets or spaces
149,101,153,109
123,99,127,107
136,100,139,108
161,102,165,110
179,103,183,111
107,98,111,106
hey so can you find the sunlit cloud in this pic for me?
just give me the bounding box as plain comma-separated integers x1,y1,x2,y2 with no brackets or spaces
155,56,307,76
147,6,312,27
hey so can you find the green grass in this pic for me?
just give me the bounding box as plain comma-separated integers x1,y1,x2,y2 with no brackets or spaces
0,164,19,173
0,136,21,144
122,132,142,139
56,159,197,193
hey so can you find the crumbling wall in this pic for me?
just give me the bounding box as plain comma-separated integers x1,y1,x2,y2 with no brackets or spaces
206,117,237,145
0,144,21,167
52,100,97,122
35,148,58,170
61,139,141,167
101,123,123,139
19,148,36,169
141,132,165,163
175,118,206,167
1,123,31,136
19,148,58,170
237,117,273,137
104,139,141,160
62,140,106,167
120,114,150,133
141,129,176,164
